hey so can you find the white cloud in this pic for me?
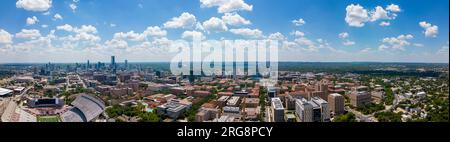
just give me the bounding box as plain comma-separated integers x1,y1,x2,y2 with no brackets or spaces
386,4,401,12
339,32,349,39
16,0,52,12
291,31,305,37
339,32,355,46
343,40,356,46
53,13,63,21
379,21,390,27
419,21,439,38
379,34,413,51
110,23,117,27
26,16,39,25
181,31,205,40
200,0,253,13
292,18,306,26
294,37,314,47
73,25,97,34
346,4,401,27
113,31,146,41
144,26,167,37
230,28,263,38
0,29,13,44
57,25,100,42
370,6,390,22
222,13,251,26
42,11,51,15
202,17,228,33
345,4,370,27
163,12,197,29
15,29,42,39
41,25,49,28
105,38,128,49
56,24,73,32
70,3,77,12
104,26,167,49
268,32,286,41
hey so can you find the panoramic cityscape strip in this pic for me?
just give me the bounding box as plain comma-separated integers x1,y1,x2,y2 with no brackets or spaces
0,0,448,123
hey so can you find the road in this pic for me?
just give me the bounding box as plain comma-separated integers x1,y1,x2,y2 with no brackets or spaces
0,86,32,116
346,106,378,122
77,74,87,89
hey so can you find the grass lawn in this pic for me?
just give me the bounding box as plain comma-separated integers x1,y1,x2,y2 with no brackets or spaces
37,116,61,122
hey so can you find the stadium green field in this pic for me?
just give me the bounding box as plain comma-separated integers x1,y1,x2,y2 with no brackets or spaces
37,116,61,122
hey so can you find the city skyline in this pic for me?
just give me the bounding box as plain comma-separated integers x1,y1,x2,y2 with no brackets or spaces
0,0,449,63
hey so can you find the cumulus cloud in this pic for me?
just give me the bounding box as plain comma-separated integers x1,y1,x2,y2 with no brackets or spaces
268,32,286,41
26,16,39,25
53,13,63,21
56,24,73,32
339,32,349,39
200,0,253,13
70,3,77,12
222,13,251,26
339,32,355,46
370,6,390,22
290,31,305,37
346,4,401,27
292,18,306,26
202,17,228,33
104,26,168,49
144,26,167,37
15,29,42,39
163,12,197,29
379,34,413,51
113,31,146,42
69,0,79,12
57,24,101,42
181,31,205,40
419,21,439,38
379,21,390,27
386,4,401,12
16,0,52,12
345,4,370,27
0,29,13,44
230,28,263,38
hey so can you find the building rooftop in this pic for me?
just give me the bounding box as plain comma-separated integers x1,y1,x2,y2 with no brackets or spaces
0,88,13,96
62,94,105,122
271,97,284,110
226,96,240,106
330,93,342,97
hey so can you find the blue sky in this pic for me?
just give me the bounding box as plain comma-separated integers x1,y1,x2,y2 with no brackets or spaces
0,0,448,63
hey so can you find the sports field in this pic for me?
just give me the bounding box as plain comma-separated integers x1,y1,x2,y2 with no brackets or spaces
37,116,61,122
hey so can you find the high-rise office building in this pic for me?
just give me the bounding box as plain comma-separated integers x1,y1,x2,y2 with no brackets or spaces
295,97,329,122
295,98,313,122
111,56,116,67
311,97,330,122
111,56,116,73
124,59,128,70
87,60,90,70
271,97,285,122
349,91,371,107
328,93,345,116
